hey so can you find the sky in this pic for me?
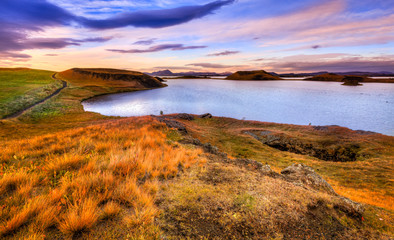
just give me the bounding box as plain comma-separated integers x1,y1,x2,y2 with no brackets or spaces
1,0,394,73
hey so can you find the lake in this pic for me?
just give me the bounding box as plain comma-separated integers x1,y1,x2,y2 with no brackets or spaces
83,79,394,136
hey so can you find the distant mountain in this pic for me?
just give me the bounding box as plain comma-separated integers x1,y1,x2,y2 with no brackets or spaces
147,69,231,77
278,71,394,77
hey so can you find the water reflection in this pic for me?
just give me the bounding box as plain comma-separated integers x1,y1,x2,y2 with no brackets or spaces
83,79,394,135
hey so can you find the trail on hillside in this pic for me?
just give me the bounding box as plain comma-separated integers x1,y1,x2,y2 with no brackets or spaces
3,73,67,119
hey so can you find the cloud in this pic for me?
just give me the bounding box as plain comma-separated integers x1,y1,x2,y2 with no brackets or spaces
73,37,113,43
133,38,157,45
0,52,32,59
187,63,244,68
0,30,112,59
0,0,233,57
78,0,235,29
262,54,394,72
107,44,206,53
178,0,393,52
45,54,58,56
207,50,240,56
273,60,394,72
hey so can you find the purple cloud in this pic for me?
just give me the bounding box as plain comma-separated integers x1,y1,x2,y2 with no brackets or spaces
0,0,233,57
0,52,32,59
267,56,394,72
79,0,235,29
187,63,244,68
107,44,207,53
133,38,157,45
73,37,113,43
207,50,240,56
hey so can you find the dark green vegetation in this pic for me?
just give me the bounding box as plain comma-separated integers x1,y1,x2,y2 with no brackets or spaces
226,70,282,80
0,68,392,239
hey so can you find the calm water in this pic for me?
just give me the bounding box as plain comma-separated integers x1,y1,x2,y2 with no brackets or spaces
83,79,394,135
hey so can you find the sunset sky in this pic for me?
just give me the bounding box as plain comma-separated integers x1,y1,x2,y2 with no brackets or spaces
1,0,394,73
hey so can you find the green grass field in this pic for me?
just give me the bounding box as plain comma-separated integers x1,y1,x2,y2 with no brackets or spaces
0,68,64,118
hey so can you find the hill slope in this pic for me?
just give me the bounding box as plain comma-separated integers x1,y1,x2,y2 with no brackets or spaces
306,73,374,83
59,68,164,88
226,70,282,80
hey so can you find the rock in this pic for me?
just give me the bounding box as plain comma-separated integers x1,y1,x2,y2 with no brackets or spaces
313,126,329,131
203,143,220,154
175,113,194,121
199,113,212,119
159,119,187,134
281,163,337,195
335,197,365,219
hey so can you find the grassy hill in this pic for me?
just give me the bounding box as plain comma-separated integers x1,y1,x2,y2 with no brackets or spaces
59,68,164,88
0,68,392,239
226,70,282,80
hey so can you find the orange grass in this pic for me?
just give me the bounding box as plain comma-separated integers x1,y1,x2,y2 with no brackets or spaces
0,117,203,238
333,184,394,211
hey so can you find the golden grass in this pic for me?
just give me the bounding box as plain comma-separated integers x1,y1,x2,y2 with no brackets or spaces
333,184,394,211
101,201,122,220
0,117,203,238
58,197,100,235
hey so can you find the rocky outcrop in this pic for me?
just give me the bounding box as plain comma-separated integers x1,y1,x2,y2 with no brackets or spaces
280,164,364,218
226,70,282,80
281,163,337,195
199,113,212,119
243,130,361,162
174,113,195,121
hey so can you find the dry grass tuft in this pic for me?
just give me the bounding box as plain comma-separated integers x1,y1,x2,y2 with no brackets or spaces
124,207,158,228
0,170,30,195
58,197,100,235
101,201,122,220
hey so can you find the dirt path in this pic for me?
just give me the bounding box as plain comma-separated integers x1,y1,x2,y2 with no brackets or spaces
3,73,67,119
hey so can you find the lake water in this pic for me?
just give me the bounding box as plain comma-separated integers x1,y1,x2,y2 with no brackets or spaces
83,79,394,136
